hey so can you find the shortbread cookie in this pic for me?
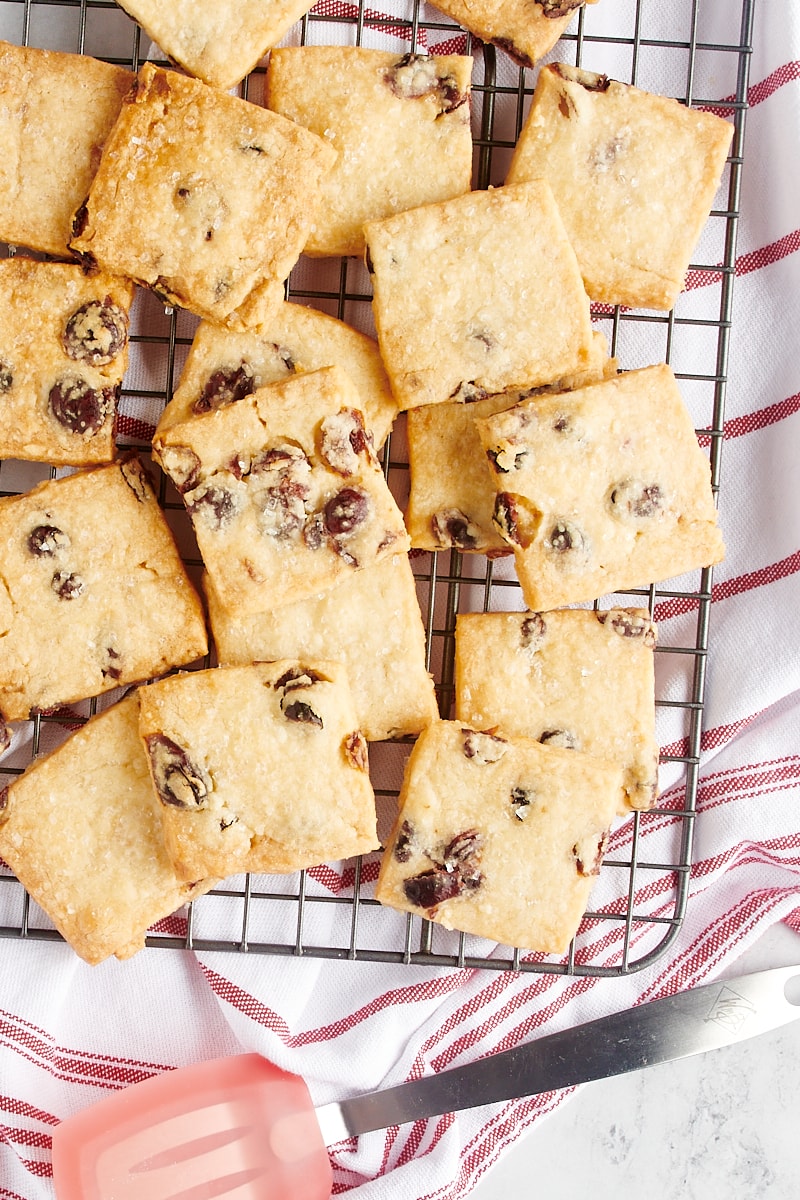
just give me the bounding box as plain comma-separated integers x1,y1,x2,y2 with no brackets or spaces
405,331,615,553
428,0,597,70
0,694,216,965
0,257,134,465
0,456,208,721
137,661,379,879
69,64,336,330
474,363,725,608
455,608,659,811
506,63,734,309
266,48,473,257
0,42,133,257
364,181,594,410
156,366,410,615
376,721,621,953
114,0,317,91
154,301,398,450
206,552,438,742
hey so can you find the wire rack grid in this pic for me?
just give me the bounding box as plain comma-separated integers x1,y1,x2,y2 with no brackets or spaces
0,0,755,976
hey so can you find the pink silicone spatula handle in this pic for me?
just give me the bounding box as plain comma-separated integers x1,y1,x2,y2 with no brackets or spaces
51,1053,332,1200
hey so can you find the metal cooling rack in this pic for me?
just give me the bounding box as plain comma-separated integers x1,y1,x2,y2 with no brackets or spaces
0,0,756,976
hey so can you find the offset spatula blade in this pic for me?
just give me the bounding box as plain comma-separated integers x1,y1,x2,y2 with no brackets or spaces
52,966,799,1200
317,964,800,1141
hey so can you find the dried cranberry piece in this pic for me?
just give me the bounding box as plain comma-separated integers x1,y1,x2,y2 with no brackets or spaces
319,408,376,476
101,646,123,681
275,667,324,692
393,819,415,863
573,830,610,877
0,361,12,392
344,730,369,772
49,378,115,435
609,480,664,520
324,487,369,536
520,613,546,652
160,445,201,494
145,734,210,809
403,868,465,910
492,493,538,548
70,199,90,240
193,363,255,414
442,829,484,872
599,608,658,647
547,521,586,556
187,483,239,528
302,513,326,550
539,0,582,16
385,54,467,115
552,64,611,92
62,298,129,365
51,571,84,601
282,699,323,728
462,729,508,764
27,525,70,556
539,729,577,750
486,441,528,473
510,786,533,820
431,508,480,550
120,455,152,502
449,380,489,403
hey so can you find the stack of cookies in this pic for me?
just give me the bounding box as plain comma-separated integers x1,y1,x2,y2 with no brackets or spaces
0,12,733,962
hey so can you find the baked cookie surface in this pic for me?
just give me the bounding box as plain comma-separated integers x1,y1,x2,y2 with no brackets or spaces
427,0,596,70
138,661,378,879
455,607,660,811
206,552,438,742
0,456,208,721
69,64,336,329
156,365,410,615
405,331,615,553
364,181,594,410
114,0,318,91
506,63,734,309
0,42,133,257
266,47,473,257
475,362,725,608
0,694,216,965
154,301,398,449
0,257,134,465
375,720,622,953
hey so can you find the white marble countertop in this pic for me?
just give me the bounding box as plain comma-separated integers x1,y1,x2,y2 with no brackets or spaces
468,924,800,1200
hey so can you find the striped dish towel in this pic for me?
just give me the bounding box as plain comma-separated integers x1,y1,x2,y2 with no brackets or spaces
0,1,798,1198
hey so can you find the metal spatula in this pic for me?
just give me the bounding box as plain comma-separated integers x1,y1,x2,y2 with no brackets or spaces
51,964,799,1200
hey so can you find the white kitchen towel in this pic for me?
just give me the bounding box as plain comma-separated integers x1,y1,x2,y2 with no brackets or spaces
1,1,799,1198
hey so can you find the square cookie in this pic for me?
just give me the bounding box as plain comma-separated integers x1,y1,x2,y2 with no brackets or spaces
428,0,597,71
0,42,133,258
474,362,726,609
0,694,216,965
155,365,410,615
154,301,398,450
405,331,615,553
0,257,134,466
364,181,594,410
375,720,622,953
69,64,336,330
137,661,379,879
206,552,439,742
455,607,660,811
0,456,208,721
114,0,317,91
506,63,734,310
266,48,473,257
